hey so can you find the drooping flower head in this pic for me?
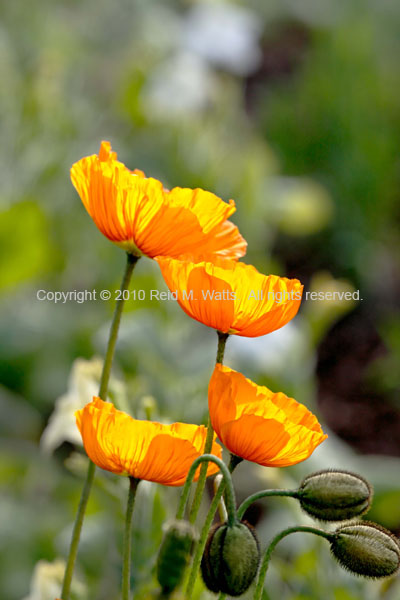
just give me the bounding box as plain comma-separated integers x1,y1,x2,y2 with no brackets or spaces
71,141,246,259
208,365,327,466
156,256,303,337
75,397,222,486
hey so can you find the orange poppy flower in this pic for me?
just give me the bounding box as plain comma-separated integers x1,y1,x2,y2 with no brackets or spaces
75,397,222,486
155,256,303,337
70,141,246,259
208,365,327,466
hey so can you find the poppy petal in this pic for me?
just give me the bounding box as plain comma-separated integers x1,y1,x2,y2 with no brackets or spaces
156,257,303,337
71,143,246,260
76,397,222,486
208,365,327,467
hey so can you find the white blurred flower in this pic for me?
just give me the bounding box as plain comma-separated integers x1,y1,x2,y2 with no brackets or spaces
22,558,85,600
40,357,103,453
141,51,216,118
225,320,309,376
40,356,128,454
183,3,262,76
42,357,129,454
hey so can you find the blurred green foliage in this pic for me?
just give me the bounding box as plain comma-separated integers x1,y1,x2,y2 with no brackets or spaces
1,1,400,599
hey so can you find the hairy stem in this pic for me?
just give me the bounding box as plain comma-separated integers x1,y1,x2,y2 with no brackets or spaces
177,454,237,526
189,331,229,524
122,478,140,600
253,526,334,600
216,331,229,364
185,454,240,599
237,489,299,520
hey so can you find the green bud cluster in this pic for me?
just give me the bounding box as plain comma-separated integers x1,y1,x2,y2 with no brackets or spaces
201,521,260,597
330,522,400,578
157,519,198,594
298,469,372,521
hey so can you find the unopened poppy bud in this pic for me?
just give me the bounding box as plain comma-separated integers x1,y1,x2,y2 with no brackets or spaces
330,521,400,578
201,521,260,596
298,469,372,521
157,519,198,593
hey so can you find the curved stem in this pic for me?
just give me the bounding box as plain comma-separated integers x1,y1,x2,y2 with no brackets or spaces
189,331,229,524
122,477,140,600
188,414,214,523
253,526,334,600
185,454,239,599
61,252,139,600
237,489,299,520
177,454,236,527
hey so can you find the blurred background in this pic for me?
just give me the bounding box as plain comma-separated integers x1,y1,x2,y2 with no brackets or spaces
1,1,400,599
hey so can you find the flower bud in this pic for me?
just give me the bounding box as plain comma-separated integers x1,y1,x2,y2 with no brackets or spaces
331,522,400,578
201,521,260,596
298,469,372,521
157,519,198,593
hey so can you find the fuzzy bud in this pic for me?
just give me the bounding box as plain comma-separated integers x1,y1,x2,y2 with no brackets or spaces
201,521,260,596
298,469,372,521
330,521,400,578
157,519,197,593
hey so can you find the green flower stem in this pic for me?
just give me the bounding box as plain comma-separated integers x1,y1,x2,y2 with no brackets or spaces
253,526,334,600
218,594,226,600
185,454,240,600
157,592,172,600
177,454,237,527
216,331,229,364
189,331,229,524
61,252,140,600
187,413,214,524
98,253,140,399
237,489,299,520
214,475,227,522
61,460,96,599
122,477,140,600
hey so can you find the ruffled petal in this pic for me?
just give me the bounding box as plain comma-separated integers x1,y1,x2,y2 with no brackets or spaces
195,220,247,260
75,398,222,485
71,143,246,260
156,257,235,332
208,365,327,467
137,423,221,486
230,270,303,337
76,397,156,474
219,415,291,465
156,257,302,337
